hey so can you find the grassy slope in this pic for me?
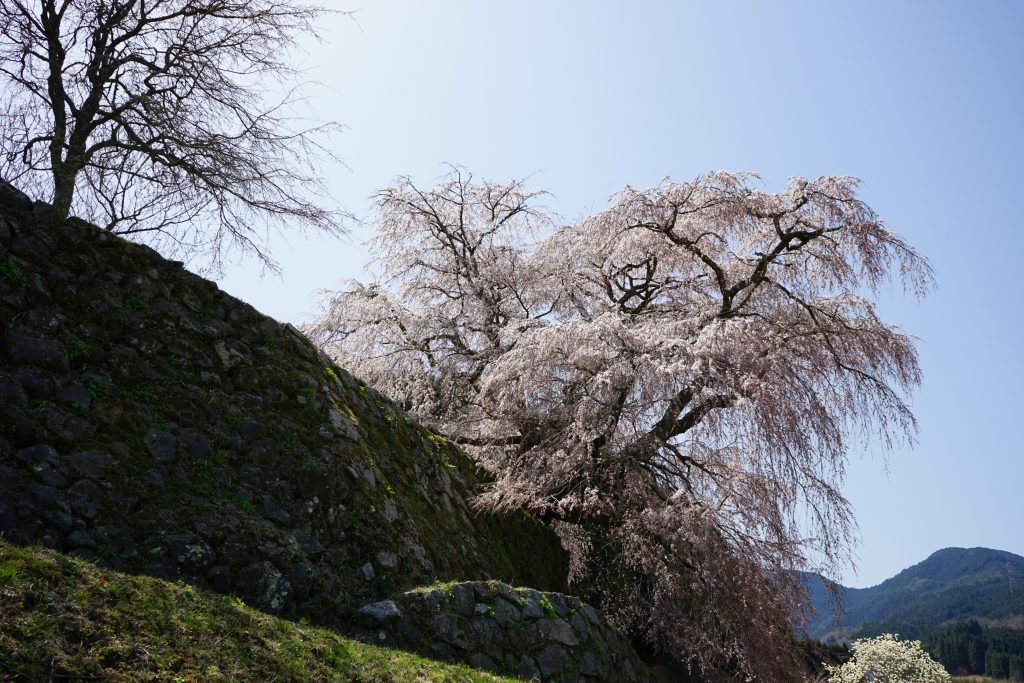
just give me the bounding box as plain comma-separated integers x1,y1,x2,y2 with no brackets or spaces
0,542,517,683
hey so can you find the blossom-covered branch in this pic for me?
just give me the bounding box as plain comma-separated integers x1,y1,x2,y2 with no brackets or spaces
306,168,933,681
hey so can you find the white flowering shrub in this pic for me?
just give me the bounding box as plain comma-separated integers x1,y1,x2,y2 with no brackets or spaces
827,634,951,683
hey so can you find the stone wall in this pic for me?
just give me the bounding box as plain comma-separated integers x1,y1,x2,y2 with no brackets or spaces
355,580,652,683
0,180,566,628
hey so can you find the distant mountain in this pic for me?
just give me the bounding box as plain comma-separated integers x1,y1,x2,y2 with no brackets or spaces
804,547,1024,641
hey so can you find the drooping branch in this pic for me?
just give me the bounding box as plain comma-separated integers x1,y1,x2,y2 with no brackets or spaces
308,169,933,682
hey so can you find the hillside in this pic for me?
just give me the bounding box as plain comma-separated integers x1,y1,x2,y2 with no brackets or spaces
0,177,644,683
0,540,516,682
0,178,566,627
805,547,1024,640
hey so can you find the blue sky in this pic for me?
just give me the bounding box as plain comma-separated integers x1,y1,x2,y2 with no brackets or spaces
218,1,1024,588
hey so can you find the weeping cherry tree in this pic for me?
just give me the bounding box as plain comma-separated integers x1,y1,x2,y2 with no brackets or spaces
305,167,933,682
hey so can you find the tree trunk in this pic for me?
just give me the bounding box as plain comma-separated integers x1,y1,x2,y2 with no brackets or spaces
51,167,75,218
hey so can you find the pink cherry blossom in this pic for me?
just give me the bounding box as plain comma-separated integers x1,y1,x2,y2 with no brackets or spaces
307,167,933,681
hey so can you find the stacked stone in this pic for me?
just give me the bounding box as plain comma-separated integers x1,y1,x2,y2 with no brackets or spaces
355,580,651,683
0,179,565,627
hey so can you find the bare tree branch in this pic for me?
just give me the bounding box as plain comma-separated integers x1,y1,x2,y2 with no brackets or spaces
0,0,349,272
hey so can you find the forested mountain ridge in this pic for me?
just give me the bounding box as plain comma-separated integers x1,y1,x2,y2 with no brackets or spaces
805,547,1024,641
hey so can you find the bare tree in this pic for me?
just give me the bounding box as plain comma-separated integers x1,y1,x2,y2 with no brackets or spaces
0,0,346,271
307,168,934,681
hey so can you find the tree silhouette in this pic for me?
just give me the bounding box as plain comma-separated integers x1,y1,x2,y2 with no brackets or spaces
0,0,347,271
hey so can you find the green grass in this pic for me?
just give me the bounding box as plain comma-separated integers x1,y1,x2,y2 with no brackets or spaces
0,542,519,682
538,595,556,619
0,256,26,288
